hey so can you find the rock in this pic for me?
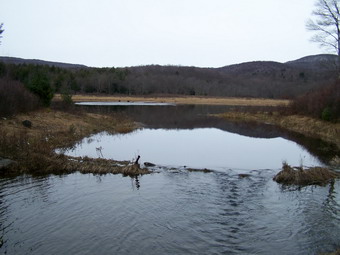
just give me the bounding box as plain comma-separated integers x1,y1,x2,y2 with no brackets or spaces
0,157,17,170
187,168,213,173
22,120,32,128
238,174,251,178
144,162,156,167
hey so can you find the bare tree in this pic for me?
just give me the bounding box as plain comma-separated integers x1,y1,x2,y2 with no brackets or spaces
306,0,340,55
0,23,4,45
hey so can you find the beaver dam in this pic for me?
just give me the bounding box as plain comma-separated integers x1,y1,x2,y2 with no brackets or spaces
1,103,339,255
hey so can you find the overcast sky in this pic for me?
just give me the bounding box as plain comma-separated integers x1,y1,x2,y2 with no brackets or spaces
0,0,328,68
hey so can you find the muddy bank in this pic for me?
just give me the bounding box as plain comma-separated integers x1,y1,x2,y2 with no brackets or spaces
0,109,149,176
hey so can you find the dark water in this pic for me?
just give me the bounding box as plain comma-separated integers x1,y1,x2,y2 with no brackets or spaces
1,171,339,255
1,103,339,254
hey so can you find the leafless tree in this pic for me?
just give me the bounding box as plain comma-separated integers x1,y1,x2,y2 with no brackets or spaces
306,0,340,55
0,23,4,45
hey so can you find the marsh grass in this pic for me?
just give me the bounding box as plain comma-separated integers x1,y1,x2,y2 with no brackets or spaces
273,162,338,186
55,94,289,107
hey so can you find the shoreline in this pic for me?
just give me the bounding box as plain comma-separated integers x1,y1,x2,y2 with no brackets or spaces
1,97,339,176
216,111,340,151
0,109,149,176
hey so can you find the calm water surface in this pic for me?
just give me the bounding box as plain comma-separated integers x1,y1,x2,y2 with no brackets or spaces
64,128,322,170
1,103,339,254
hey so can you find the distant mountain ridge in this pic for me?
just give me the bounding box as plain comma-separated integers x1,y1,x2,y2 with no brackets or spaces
0,54,338,70
0,54,338,99
218,54,339,74
285,54,339,70
0,56,87,69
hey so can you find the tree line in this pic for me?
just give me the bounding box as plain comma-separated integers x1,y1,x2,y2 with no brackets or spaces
1,59,338,101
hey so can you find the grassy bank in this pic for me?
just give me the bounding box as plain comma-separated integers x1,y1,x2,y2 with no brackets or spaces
54,94,289,107
0,109,149,176
216,111,340,150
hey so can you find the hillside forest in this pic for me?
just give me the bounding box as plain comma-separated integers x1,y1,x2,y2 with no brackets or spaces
0,55,339,121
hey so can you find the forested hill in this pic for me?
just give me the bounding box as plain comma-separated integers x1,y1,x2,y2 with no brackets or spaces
0,54,338,99
0,56,87,69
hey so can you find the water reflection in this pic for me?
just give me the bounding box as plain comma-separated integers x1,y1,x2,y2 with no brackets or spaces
133,176,140,190
64,128,322,171
78,104,339,164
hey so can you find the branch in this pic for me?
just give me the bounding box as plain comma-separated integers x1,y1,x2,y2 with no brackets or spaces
311,34,338,50
307,19,338,40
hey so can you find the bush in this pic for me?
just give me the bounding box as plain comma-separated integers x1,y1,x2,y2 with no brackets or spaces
288,81,340,122
0,78,41,117
27,71,54,106
61,90,73,105
321,107,332,121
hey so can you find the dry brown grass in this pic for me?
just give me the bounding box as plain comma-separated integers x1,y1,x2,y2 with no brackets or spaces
54,94,289,107
217,112,340,149
320,249,340,255
0,109,149,176
273,162,338,186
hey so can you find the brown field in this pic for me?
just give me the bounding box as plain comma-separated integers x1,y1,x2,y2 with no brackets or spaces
54,94,290,107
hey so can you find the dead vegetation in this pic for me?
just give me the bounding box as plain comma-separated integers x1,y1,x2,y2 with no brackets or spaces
273,162,339,186
0,109,149,176
320,249,340,255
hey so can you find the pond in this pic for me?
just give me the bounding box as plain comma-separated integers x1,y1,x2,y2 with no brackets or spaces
63,128,321,171
1,103,339,255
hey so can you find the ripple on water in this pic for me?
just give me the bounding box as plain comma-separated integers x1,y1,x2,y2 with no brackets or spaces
0,171,339,255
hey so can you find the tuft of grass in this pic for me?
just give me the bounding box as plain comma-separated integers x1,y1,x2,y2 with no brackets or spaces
319,248,340,255
273,162,338,186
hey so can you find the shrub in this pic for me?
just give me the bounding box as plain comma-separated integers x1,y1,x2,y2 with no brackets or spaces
0,78,40,117
61,89,73,105
288,81,340,122
321,107,332,121
27,71,54,106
